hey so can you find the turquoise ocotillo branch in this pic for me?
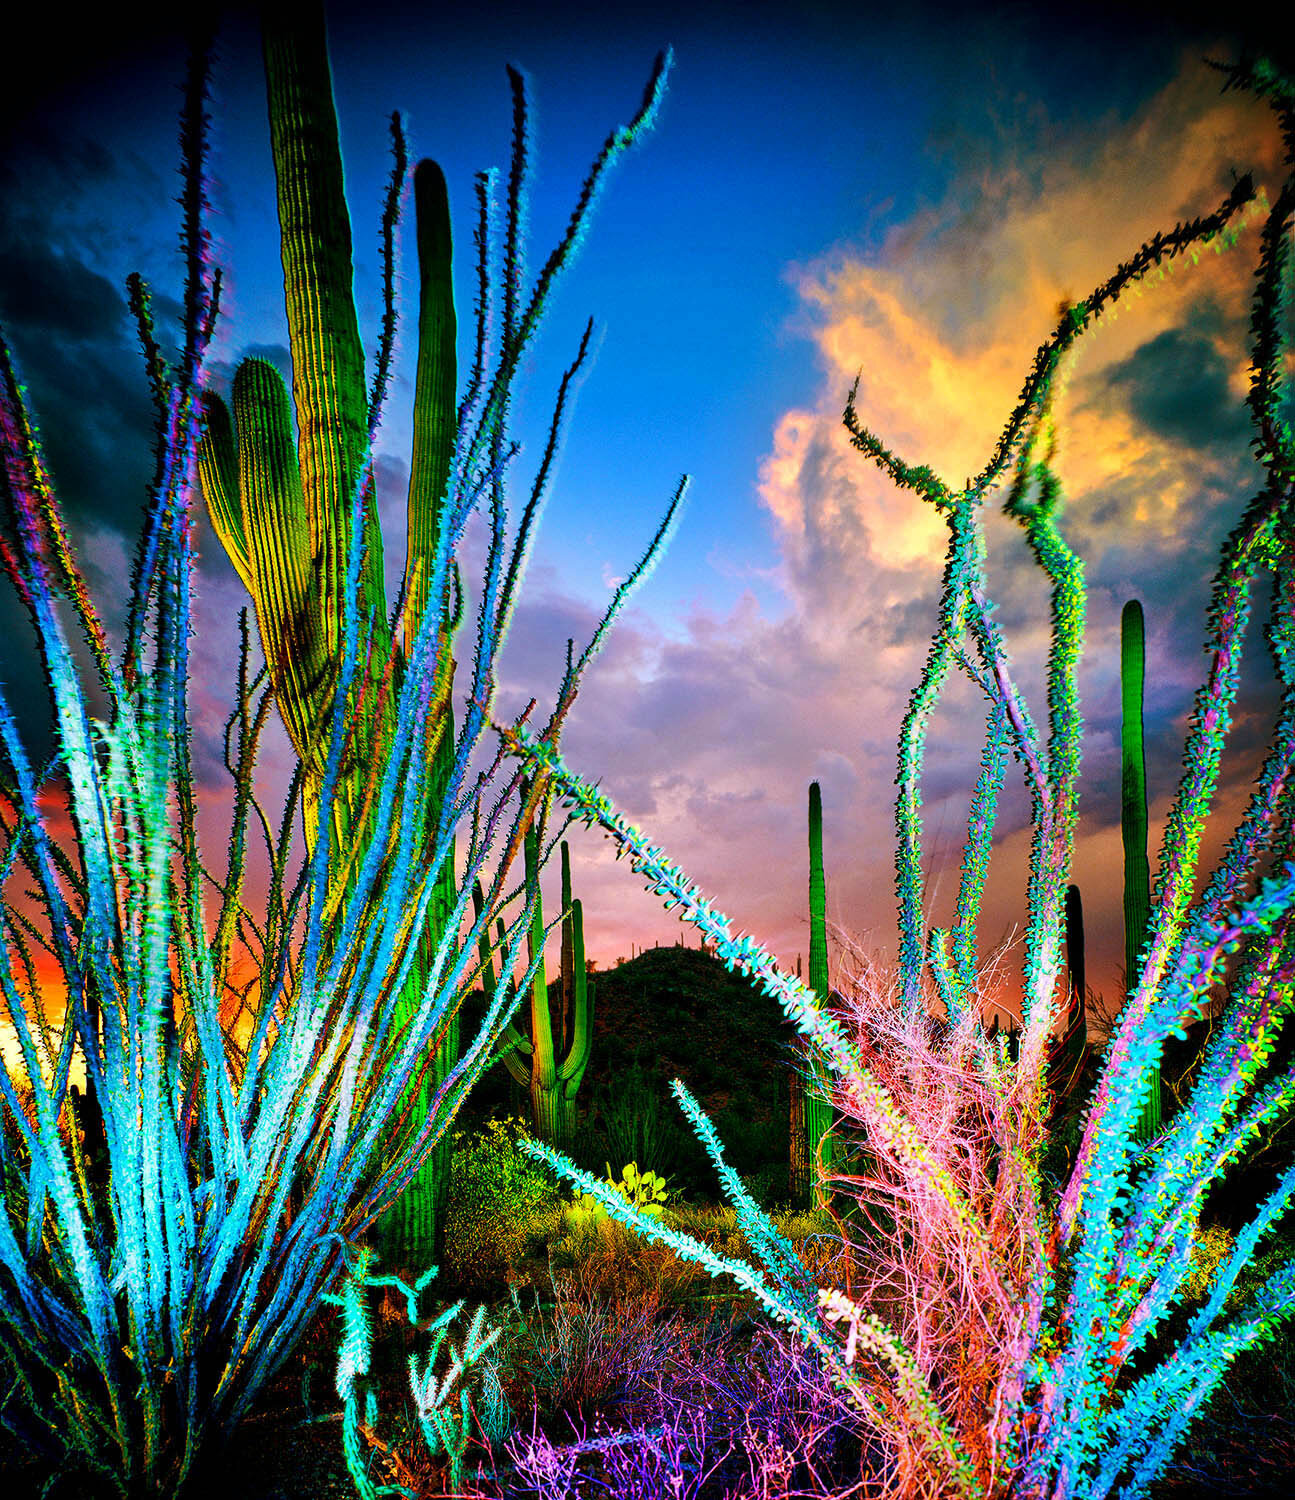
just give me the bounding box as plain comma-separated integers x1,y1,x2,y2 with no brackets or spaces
197,3,460,1269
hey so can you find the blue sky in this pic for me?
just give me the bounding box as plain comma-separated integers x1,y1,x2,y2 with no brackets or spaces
1,0,1289,1025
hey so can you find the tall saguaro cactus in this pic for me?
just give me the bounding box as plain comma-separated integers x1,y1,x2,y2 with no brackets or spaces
803,780,835,1208
0,15,683,1492
1065,883,1086,1009
1052,881,1089,1101
1121,598,1160,1138
490,798,594,1146
559,839,576,1058
197,8,459,1273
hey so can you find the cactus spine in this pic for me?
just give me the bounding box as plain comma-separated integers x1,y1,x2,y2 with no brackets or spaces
1121,599,1160,1138
197,4,459,1269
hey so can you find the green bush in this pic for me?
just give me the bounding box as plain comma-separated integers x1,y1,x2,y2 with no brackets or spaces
1183,1223,1236,1304
591,1062,685,1178
443,1115,562,1288
1180,1221,1295,1310
709,1103,783,1175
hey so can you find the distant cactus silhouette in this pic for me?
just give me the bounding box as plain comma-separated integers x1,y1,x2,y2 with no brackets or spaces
1051,881,1088,1100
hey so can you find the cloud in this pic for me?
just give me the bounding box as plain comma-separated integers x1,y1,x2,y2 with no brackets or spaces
0,136,183,765
546,50,1289,1003
1100,322,1253,452
3,35,1286,1027
0,245,128,341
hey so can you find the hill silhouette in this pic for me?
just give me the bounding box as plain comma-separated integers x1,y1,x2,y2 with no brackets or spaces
453,939,832,1200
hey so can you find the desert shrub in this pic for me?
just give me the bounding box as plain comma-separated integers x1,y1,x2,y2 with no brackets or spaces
451,1115,559,1217
500,1273,684,1426
1183,1223,1237,1304
444,1115,565,1289
710,1102,783,1177
498,1296,864,1499
739,1164,780,1206
546,1201,849,1312
545,1206,710,1306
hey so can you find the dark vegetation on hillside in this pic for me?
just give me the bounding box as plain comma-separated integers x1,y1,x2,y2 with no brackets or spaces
457,942,821,1202
462,940,1295,1232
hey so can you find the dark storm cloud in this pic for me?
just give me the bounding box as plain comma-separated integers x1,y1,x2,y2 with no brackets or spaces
9,330,158,537
0,590,58,778
1102,326,1252,452
0,123,197,778
0,245,128,342
0,153,171,553
0,6,192,155
876,597,936,649
0,245,157,767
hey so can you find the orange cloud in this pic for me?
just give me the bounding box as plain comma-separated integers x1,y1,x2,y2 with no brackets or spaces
761,51,1284,622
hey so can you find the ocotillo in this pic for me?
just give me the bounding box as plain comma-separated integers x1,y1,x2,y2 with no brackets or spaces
197,4,459,1270
1121,599,1160,1138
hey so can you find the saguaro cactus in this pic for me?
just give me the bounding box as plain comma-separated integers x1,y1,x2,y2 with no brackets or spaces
490,797,594,1146
558,839,575,1058
196,7,460,1272
803,781,836,1207
1121,598,1160,1138
1052,881,1088,1100
1065,883,1086,1009
0,15,682,1490
788,1064,808,1205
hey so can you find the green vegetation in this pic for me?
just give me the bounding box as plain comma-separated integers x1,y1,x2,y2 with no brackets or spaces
491,813,596,1147
1122,597,1161,1139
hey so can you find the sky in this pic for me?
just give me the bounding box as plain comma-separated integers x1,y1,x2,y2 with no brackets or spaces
0,0,1291,1038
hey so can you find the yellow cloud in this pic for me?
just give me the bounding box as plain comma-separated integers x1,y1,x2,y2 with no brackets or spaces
760,49,1284,617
